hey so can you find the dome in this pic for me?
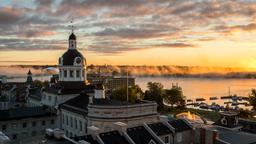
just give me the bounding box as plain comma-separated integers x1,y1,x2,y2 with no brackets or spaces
60,49,86,66
69,33,76,40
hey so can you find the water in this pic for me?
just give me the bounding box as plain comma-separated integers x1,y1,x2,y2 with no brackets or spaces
136,77,256,109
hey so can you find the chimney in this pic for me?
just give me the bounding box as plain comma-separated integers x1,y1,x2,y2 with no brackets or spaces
87,126,100,139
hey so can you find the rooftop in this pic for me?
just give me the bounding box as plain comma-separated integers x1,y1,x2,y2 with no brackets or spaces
71,135,99,144
0,106,55,121
148,122,173,136
99,130,129,144
127,126,160,144
168,119,192,132
216,127,256,144
60,92,89,115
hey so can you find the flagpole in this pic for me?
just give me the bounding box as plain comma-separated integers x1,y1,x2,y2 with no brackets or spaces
127,70,129,103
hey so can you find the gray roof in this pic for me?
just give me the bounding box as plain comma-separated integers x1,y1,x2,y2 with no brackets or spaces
0,106,55,121
217,127,256,144
148,122,173,136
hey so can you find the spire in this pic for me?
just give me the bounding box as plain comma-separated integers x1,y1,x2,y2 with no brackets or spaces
26,69,33,87
27,69,32,75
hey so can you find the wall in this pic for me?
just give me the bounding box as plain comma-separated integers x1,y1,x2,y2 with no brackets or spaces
0,116,56,144
87,102,159,132
60,109,88,137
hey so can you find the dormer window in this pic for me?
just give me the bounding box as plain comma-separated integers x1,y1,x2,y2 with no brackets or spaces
148,140,156,144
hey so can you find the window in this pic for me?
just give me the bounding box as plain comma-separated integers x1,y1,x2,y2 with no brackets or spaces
70,117,73,128
32,121,36,127
2,125,6,131
76,70,80,77
12,134,17,140
79,120,82,131
70,132,73,137
51,119,55,125
85,122,87,133
75,119,77,129
177,133,182,142
64,70,67,77
42,120,45,126
22,122,27,128
164,136,169,144
66,115,68,125
70,70,74,77
48,96,51,101
62,114,65,124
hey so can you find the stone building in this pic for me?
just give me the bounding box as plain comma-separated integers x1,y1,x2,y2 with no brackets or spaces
0,106,56,144
59,83,158,137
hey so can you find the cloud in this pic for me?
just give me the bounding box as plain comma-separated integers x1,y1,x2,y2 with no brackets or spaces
94,26,178,39
0,38,66,51
0,7,23,26
88,40,195,53
1,0,256,54
214,23,256,35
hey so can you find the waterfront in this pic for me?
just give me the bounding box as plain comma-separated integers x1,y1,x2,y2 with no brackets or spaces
4,73,255,108
136,77,256,109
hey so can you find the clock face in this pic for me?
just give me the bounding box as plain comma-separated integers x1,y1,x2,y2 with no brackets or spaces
76,57,82,64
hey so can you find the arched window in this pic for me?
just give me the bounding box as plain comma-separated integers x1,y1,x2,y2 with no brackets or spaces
64,70,67,77
70,70,74,77
76,70,80,77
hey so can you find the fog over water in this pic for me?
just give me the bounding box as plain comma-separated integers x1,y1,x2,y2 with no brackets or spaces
1,66,256,109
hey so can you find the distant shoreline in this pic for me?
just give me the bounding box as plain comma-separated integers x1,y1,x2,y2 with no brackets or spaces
1,65,256,79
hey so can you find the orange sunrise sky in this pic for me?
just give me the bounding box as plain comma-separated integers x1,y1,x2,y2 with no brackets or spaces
1,0,256,68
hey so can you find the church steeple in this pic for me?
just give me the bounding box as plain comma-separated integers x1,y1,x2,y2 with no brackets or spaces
26,69,33,87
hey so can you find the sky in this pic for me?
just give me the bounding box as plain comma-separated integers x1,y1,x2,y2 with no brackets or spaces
1,0,256,68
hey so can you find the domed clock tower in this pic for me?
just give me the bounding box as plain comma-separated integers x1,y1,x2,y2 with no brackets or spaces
59,32,87,82
41,31,90,108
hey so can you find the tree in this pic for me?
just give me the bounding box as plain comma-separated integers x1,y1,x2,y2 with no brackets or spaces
111,85,144,103
144,82,165,110
164,85,185,108
33,80,43,88
249,89,256,110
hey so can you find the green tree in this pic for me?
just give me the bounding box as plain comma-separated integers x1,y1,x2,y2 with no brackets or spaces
164,85,185,108
33,80,43,88
111,85,144,103
249,89,256,110
144,82,165,110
